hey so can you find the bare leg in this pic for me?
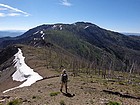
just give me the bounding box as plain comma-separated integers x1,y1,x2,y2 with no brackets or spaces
60,82,63,92
65,82,67,93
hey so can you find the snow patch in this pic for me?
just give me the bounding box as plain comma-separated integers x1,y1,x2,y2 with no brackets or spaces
40,31,45,40
52,25,57,29
84,26,89,29
51,25,63,30
33,31,39,35
59,25,63,30
40,31,44,34
3,48,43,93
41,35,45,40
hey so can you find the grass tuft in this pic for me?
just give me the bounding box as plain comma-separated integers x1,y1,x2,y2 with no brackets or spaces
107,101,120,105
50,92,60,96
59,100,66,105
7,99,22,105
47,83,53,86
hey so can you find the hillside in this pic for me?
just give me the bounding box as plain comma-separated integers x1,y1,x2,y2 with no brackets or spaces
0,22,140,104
0,22,140,73
1,73,140,105
0,44,84,92
0,45,140,105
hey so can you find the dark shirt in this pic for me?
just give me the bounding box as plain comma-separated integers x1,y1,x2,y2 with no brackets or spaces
61,73,68,83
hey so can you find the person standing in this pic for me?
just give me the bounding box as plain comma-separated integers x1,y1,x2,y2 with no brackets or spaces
60,69,68,93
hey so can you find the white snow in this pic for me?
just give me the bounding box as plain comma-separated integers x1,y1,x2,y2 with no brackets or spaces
84,26,89,29
52,25,63,30
52,25,57,29
33,31,39,35
41,34,45,40
40,31,44,34
3,48,43,93
33,38,40,41
40,31,45,40
59,25,63,30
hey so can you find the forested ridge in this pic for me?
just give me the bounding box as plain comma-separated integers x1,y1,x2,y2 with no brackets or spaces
0,22,140,80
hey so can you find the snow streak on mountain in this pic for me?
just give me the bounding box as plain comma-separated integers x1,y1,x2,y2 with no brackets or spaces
3,48,43,93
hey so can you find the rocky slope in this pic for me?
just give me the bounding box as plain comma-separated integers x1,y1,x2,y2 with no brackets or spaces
1,71,140,105
0,44,140,105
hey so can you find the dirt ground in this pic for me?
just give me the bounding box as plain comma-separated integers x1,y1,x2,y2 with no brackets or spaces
0,72,140,105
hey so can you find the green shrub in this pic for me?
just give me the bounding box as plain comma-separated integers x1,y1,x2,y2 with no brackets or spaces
50,92,60,96
119,82,125,85
47,83,53,86
7,99,22,105
107,101,120,105
59,100,66,105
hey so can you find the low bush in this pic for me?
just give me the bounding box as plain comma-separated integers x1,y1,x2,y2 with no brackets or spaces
107,101,120,105
7,99,22,105
50,92,60,96
59,100,66,105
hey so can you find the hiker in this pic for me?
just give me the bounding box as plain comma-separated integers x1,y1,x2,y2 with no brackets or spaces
60,69,68,93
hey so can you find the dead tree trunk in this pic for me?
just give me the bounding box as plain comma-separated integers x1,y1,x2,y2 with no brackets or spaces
128,61,135,83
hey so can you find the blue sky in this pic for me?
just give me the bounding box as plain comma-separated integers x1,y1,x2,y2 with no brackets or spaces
0,0,140,33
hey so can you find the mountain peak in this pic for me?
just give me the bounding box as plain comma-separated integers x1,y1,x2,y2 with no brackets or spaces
74,22,98,27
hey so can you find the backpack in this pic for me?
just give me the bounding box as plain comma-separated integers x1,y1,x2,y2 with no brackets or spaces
61,73,68,83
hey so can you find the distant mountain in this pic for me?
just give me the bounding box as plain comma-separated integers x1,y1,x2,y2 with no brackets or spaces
0,30,25,37
122,32,140,36
0,22,140,72
0,31,25,48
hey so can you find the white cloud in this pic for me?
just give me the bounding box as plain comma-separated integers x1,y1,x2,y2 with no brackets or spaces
0,12,5,17
0,3,30,17
60,0,72,7
0,12,21,17
8,13,20,16
0,8,8,10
